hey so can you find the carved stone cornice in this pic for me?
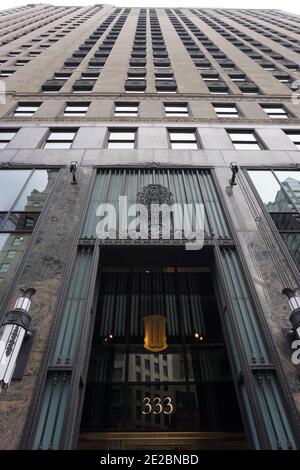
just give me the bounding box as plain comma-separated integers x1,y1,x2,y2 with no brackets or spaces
1,116,300,125
5,91,298,102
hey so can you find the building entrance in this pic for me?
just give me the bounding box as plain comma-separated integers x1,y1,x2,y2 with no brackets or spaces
77,246,248,450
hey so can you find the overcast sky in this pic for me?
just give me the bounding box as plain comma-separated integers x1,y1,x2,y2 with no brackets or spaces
0,0,299,16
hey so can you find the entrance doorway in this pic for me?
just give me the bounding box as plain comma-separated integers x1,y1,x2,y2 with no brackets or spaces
77,246,248,450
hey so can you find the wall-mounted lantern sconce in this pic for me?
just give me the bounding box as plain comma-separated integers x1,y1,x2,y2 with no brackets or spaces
229,162,239,186
0,288,36,392
282,288,300,339
69,161,78,185
144,315,168,352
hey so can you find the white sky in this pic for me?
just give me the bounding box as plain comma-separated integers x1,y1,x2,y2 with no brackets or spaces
0,0,299,16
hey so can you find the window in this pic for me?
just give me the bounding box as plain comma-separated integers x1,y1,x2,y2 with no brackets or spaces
12,236,24,246
0,169,57,304
0,129,18,148
168,129,199,149
127,72,145,80
43,129,77,149
164,103,189,117
227,130,263,150
63,103,89,116
0,70,14,77
261,105,290,119
54,72,71,80
284,131,300,149
0,263,10,273
213,104,240,118
229,73,246,82
107,129,136,149
155,72,174,80
114,103,138,116
13,103,41,117
202,73,219,81
15,59,29,66
248,169,300,269
81,72,100,80
275,75,291,83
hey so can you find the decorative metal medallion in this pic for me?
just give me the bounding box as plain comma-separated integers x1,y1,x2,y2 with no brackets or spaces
136,184,175,210
136,184,175,239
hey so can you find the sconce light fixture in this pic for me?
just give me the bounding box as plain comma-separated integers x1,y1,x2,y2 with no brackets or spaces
229,162,239,186
144,315,168,352
0,288,36,392
282,288,300,339
69,161,78,185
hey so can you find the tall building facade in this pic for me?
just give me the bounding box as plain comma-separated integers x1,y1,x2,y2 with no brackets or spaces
0,4,300,450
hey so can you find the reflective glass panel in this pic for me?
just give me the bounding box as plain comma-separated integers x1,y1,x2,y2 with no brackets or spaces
0,131,17,141
44,142,72,149
0,170,31,211
281,233,300,268
171,142,198,149
233,143,260,150
109,132,135,141
0,233,29,304
248,170,295,212
47,131,76,141
169,132,196,141
274,171,300,211
13,170,56,212
1,213,39,231
228,132,257,142
107,142,135,149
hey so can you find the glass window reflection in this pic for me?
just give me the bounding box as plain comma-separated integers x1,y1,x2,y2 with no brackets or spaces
13,170,55,212
0,233,29,304
128,351,186,382
249,169,300,271
248,170,295,212
274,171,300,211
0,170,31,211
0,169,57,306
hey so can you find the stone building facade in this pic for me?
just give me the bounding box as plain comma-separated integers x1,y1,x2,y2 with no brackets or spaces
0,4,300,450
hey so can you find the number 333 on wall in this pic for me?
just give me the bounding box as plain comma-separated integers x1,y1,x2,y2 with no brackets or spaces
142,396,175,415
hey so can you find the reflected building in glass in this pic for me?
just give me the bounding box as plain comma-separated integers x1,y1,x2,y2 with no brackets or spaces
1,4,300,452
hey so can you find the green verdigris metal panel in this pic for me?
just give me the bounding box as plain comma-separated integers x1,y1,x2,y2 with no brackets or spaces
51,249,93,366
239,382,260,449
213,263,242,376
219,248,298,449
32,373,70,450
253,372,297,449
220,248,270,365
82,169,231,239
97,271,210,338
